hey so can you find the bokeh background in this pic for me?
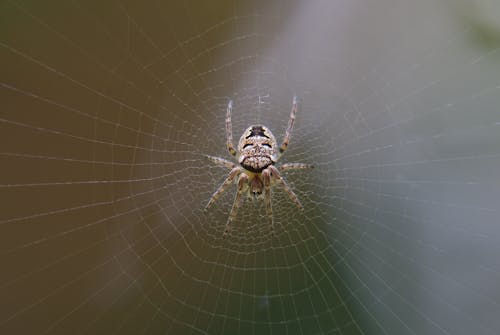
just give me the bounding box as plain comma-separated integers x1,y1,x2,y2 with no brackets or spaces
2,0,500,334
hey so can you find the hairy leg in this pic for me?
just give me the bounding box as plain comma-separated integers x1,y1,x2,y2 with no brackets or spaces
262,168,274,235
279,96,298,154
226,100,237,156
279,162,314,171
224,173,248,237
205,167,241,210
268,165,303,210
205,155,235,169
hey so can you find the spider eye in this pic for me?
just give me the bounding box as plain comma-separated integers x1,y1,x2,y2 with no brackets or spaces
243,143,253,149
262,143,272,148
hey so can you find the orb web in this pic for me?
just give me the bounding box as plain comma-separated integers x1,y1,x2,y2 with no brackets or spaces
1,0,500,334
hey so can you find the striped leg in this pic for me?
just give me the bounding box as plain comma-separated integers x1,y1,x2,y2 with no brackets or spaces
268,165,303,210
224,173,248,237
205,155,235,169
279,162,314,171
262,168,274,235
226,100,237,156
205,167,241,210
279,96,298,154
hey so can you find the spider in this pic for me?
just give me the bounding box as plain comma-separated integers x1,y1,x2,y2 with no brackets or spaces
205,96,313,237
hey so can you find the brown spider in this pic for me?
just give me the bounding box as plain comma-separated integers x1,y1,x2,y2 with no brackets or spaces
205,96,313,237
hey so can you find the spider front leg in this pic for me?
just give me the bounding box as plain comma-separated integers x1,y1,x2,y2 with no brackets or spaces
262,168,274,235
279,95,298,154
224,173,248,237
205,167,241,210
268,165,303,210
225,100,237,156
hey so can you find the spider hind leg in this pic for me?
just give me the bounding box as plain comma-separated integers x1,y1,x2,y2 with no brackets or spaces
226,100,237,156
279,96,298,154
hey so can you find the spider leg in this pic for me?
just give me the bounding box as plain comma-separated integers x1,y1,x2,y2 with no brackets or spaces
268,165,303,210
262,168,274,235
205,155,235,169
205,167,241,210
279,162,314,171
279,95,298,154
224,173,248,237
226,100,237,156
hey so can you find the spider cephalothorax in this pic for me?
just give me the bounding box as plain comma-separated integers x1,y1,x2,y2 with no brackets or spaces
205,97,313,237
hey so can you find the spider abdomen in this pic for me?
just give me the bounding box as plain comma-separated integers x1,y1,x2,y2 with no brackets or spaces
240,156,273,173
238,125,278,173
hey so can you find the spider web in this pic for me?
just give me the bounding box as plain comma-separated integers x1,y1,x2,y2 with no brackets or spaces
2,0,500,334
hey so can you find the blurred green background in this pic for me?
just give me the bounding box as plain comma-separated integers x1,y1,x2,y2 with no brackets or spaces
1,0,500,334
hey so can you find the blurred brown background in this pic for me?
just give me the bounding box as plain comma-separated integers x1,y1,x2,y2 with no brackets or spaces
2,0,500,334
